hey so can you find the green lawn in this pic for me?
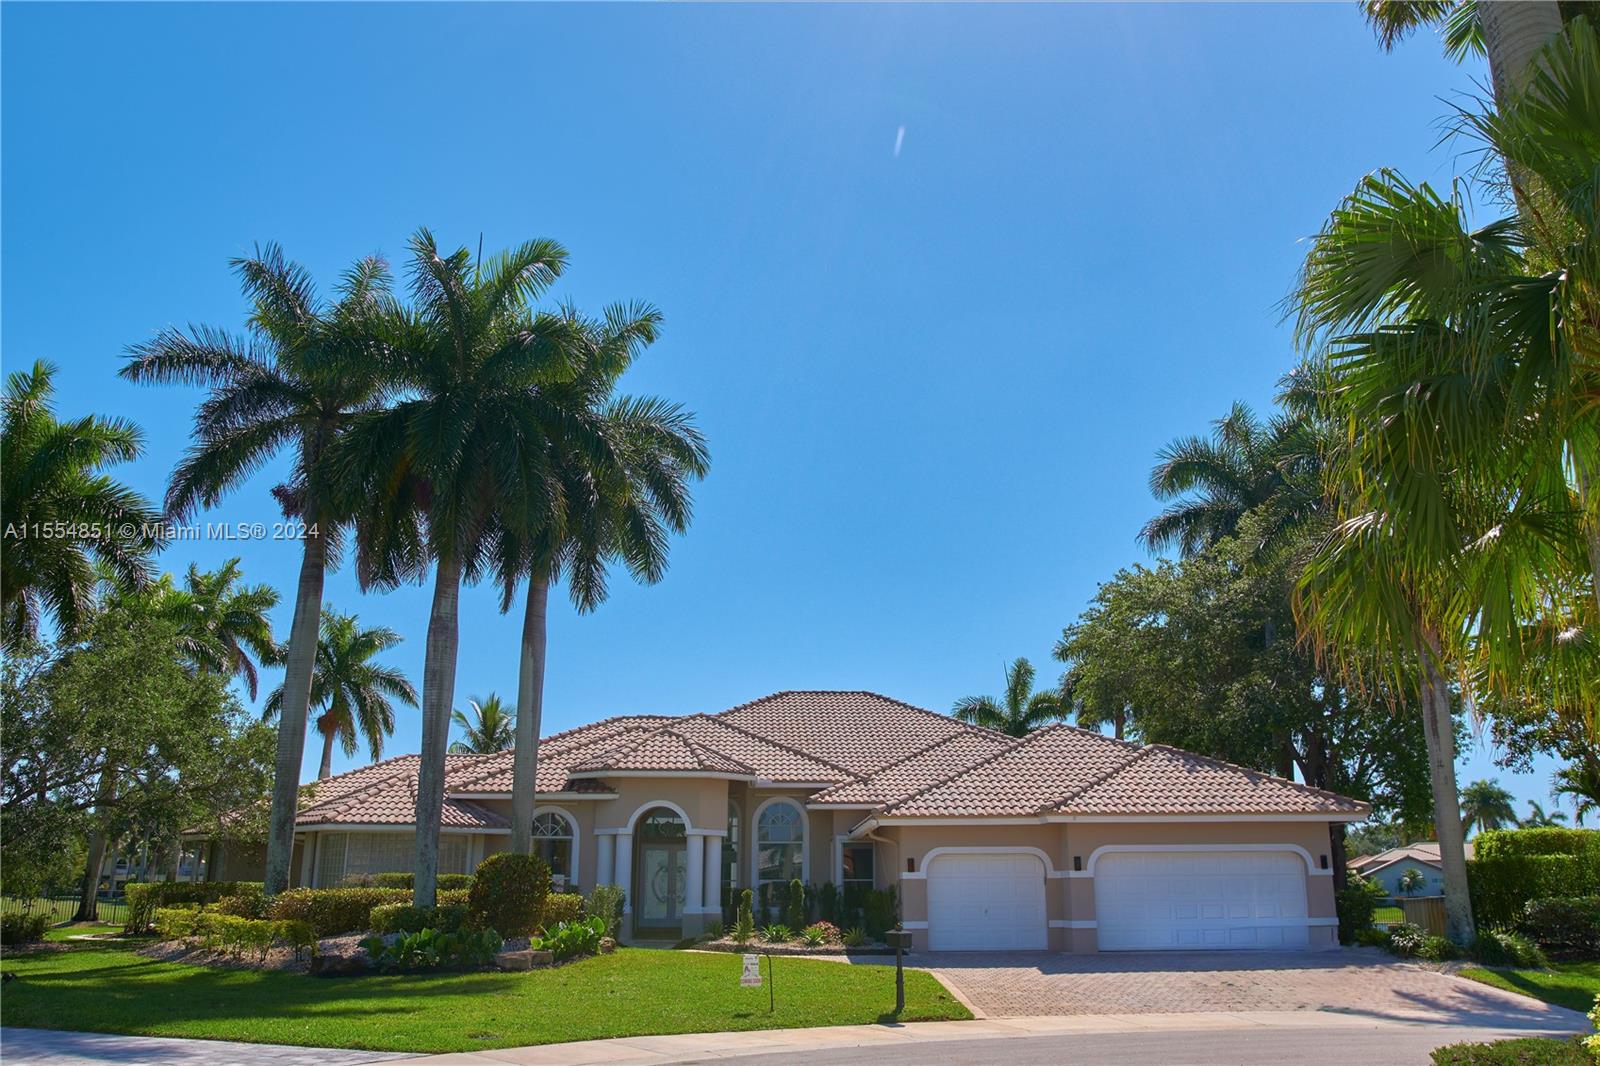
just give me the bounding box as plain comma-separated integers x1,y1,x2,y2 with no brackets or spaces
41,923,124,942
0,942,970,1053
1458,961,1600,1014
1373,906,1404,924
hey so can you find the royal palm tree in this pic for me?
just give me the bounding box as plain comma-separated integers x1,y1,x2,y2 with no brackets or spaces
1460,779,1519,834
264,608,414,779
167,559,281,700
1,361,161,644
1519,800,1568,827
485,304,709,855
340,228,570,907
1361,1,1564,105
121,245,394,895
952,658,1069,738
449,694,515,754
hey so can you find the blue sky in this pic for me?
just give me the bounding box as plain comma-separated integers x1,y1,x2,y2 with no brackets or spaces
1,3,1568,821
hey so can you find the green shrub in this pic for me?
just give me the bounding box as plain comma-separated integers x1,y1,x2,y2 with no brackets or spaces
124,881,264,932
532,915,605,961
267,887,411,937
211,889,268,919
1,912,51,945
153,907,201,940
1431,1036,1593,1065
1418,934,1459,961
362,926,501,972
1473,829,1600,861
862,887,897,939
732,888,755,944
368,902,469,935
586,884,625,939
1516,896,1600,960
1471,929,1549,969
786,879,806,930
818,882,839,924
1468,831,1600,929
466,853,549,938
1386,922,1428,957
354,871,476,891
275,919,317,959
762,923,793,943
1355,927,1390,947
540,893,584,931
1336,874,1384,944
800,921,840,946
842,926,867,947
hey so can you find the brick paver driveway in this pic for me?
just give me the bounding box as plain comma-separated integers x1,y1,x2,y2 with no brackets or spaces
886,948,1581,1026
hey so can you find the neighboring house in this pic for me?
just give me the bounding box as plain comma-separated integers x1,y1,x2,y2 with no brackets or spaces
201,691,1366,952
1346,842,1474,898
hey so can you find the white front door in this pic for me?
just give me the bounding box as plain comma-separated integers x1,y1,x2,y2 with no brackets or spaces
927,853,1048,951
1094,849,1310,951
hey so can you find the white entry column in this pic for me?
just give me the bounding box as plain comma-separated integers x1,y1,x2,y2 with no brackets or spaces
596,833,615,887
614,831,633,914
685,835,705,919
703,832,722,913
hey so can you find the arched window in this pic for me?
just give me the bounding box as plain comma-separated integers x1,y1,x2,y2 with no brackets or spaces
532,811,576,886
723,802,741,889
755,799,805,906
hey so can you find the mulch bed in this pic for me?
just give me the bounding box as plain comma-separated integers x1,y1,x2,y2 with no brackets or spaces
695,937,893,957
138,933,378,973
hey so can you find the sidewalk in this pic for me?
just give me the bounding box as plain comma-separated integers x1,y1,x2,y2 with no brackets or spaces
389,1007,1593,1065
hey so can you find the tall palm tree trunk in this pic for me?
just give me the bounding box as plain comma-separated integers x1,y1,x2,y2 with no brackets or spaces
74,770,115,921
1478,2,1564,105
1420,628,1475,944
263,533,327,896
317,715,338,781
413,551,462,909
510,574,551,854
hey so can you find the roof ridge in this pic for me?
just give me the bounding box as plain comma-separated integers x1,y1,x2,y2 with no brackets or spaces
576,721,759,775
692,712,861,779
714,690,1014,744
1140,743,1364,804
1040,743,1156,814
812,728,1004,801
880,725,1067,815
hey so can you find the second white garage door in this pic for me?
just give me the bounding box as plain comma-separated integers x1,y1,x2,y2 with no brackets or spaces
927,853,1047,950
1094,849,1310,950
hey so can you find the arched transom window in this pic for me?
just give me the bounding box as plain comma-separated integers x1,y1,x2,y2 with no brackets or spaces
755,799,804,903
532,811,575,884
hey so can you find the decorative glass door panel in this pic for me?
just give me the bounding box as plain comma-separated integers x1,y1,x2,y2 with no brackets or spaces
637,844,687,927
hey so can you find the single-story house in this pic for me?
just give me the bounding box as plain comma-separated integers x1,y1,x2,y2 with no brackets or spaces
1347,842,1472,898
212,691,1367,952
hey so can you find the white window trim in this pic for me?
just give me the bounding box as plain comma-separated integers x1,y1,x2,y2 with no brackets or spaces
531,805,580,889
751,796,808,889
835,836,879,890
622,799,696,834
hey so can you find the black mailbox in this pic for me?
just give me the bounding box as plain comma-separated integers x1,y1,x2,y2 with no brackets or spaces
883,929,914,950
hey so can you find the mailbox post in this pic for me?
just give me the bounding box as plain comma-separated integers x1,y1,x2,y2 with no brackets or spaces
883,926,913,1016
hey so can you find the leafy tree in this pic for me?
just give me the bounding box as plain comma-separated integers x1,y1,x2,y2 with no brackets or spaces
1,361,161,645
952,658,1069,737
264,608,415,779
449,694,515,754
1344,820,1405,857
483,303,709,854
122,244,394,895
339,229,570,907
1460,779,1520,834
1,600,274,919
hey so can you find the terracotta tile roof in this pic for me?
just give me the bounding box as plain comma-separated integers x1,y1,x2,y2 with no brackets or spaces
1054,745,1367,816
669,715,855,783
812,730,1015,805
716,691,997,776
570,726,756,775
297,755,507,829
1348,842,1468,870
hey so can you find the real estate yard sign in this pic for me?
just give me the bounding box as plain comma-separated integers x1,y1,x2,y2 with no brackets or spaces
741,954,762,987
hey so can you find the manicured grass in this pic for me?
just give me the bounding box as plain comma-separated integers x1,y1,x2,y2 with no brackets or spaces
42,923,125,942
1458,961,1600,1014
1373,906,1404,924
0,943,970,1053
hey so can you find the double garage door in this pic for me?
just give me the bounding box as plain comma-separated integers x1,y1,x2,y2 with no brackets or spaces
925,849,1310,951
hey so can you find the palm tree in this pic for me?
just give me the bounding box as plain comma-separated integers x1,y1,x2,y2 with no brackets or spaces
1552,758,1599,825
121,245,394,895
1519,800,1568,828
168,559,281,700
1361,1,1564,106
1,361,161,644
485,304,709,855
952,658,1069,738
264,608,415,779
449,694,515,754
340,228,570,907
1399,867,1427,895
1460,779,1519,834
1139,402,1319,559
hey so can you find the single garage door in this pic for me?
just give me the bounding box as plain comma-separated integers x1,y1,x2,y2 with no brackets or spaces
1094,849,1310,951
927,853,1047,950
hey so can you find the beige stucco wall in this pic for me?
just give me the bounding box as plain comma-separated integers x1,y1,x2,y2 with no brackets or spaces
879,819,1342,953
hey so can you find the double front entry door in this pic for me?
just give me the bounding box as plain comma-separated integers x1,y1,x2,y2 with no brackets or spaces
635,842,688,932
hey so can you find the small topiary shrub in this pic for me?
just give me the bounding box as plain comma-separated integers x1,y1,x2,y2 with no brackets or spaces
586,884,625,939
466,853,549,938
1,912,51,945
540,892,583,931
734,888,755,944
1472,929,1550,969
785,879,806,930
862,887,897,939
1516,896,1600,960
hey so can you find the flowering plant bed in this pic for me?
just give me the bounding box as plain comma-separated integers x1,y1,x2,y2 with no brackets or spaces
693,937,893,956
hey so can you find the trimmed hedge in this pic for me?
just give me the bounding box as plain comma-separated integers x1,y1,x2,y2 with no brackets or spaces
153,907,317,961
541,893,584,932
267,887,411,937
1516,896,1600,960
368,902,469,935
347,872,475,891
467,853,549,938
1473,828,1600,861
124,881,263,932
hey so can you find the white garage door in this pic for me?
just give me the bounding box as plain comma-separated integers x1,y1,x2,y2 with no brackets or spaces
927,853,1047,950
1094,850,1310,951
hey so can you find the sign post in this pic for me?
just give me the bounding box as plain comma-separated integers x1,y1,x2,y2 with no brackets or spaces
884,927,913,1017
